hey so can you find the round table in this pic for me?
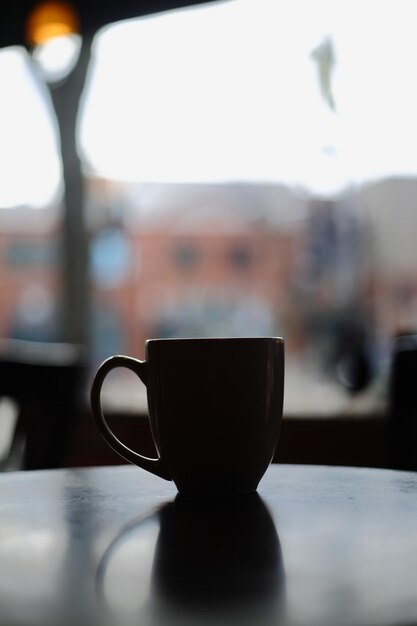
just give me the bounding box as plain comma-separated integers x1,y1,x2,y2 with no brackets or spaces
1,463,417,626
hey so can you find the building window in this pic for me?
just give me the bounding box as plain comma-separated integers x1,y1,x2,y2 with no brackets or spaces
172,244,199,270
228,244,253,270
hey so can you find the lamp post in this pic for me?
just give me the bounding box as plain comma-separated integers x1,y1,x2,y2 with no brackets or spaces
27,2,91,347
48,36,92,346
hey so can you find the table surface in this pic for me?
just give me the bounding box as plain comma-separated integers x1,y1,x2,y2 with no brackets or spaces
2,463,417,626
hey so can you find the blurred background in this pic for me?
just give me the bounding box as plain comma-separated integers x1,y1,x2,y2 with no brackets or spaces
1,0,417,457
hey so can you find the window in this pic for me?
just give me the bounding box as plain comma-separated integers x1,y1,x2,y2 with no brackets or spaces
0,46,62,344
228,244,254,270
172,244,200,270
0,48,61,209
80,0,392,415
2,0,417,416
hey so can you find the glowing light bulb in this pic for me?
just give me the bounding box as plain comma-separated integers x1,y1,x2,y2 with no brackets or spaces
26,2,80,46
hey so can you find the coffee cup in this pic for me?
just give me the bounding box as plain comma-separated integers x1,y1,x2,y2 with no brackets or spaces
91,337,284,496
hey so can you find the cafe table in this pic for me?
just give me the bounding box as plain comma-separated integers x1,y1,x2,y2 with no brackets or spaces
1,463,417,626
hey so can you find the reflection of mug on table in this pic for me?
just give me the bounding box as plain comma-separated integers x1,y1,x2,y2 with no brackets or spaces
91,337,284,496
153,494,286,624
97,493,286,625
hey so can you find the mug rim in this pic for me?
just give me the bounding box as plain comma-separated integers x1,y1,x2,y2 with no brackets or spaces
146,336,284,345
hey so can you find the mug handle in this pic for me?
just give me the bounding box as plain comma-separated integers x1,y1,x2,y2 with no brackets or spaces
91,355,171,481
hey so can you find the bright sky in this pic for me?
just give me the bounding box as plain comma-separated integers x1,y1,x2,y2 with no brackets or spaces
0,48,62,208
1,0,417,207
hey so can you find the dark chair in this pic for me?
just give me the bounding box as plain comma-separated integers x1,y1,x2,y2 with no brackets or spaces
0,339,86,471
387,333,417,471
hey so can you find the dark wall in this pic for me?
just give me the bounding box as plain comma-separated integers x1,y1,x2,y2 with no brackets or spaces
72,409,389,469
